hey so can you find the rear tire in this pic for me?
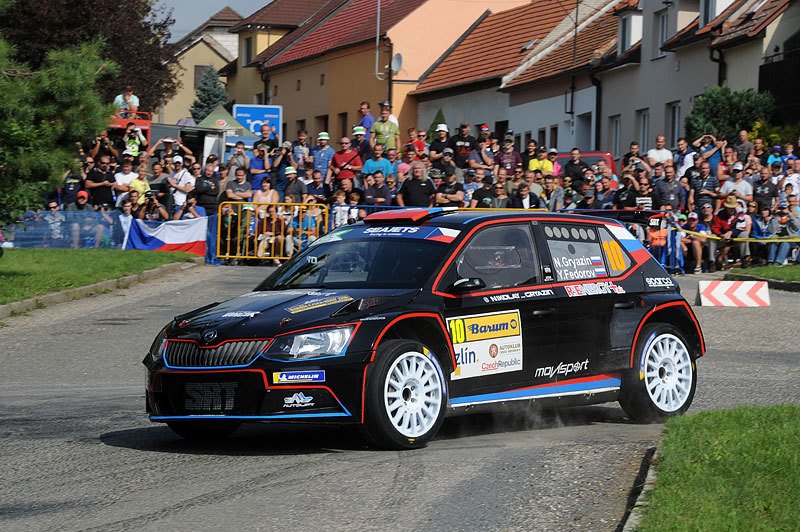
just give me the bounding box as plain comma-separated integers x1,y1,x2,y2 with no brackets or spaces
619,323,697,422
361,340,447,450
166,420,241,441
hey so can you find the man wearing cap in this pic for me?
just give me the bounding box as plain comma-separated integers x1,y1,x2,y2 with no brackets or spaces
477,124,491,144
767,199,800,265
469,174,496,208
168,155,195,212
283,167,307,204
358,101,375,136
271,141,294,200
447,122,478,183
428,124,450,172
719,162,754,204
377,100,399,126
329,137,363,185
148,136,192,164
547,148,562,177
351,125,372,161
679,211,708,273
370,106,400,150
397,162,434,207
709,195,742,270
766,145,783,168
494,135,522,175
311,132,335,182
66,191,105,248
528,147,554,175
435,167,464,208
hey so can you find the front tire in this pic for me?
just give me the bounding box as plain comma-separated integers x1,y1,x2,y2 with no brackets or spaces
619,323,697,422
166,420,241,440
362,340,447,450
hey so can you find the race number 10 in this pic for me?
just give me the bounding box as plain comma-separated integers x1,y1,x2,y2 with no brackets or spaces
448,318,466,344
603,240,626,271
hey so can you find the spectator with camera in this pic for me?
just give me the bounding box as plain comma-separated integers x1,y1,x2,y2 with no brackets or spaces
121,122,147,162
88,131,119,163
248,143,270,192
271,141,294,200
766,199,800,265
140,190,169,221
148,137,192,163
62,159,87,209
174,193,205,220
226,141,250,176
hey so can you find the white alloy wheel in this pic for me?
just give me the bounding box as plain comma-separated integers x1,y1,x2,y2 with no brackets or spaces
383,351,444,438
643,333,693,412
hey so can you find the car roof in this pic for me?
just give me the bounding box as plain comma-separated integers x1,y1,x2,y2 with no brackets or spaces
362,208,624,230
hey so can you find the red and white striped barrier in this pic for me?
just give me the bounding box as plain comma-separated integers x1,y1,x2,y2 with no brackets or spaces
698,280,770,307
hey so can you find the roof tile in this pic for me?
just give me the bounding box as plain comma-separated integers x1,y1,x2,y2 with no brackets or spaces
232,0,332,32
209,6,242,22
414,0,579,94
711,0,791,47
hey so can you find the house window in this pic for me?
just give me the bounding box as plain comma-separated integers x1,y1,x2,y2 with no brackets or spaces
700,0,714,26
609,115,622,158
273,85,278,98
655,10,668,58
338,112,348,138
636,109,650,151
537,129,546,147
296,79,301,91
194,65,215,90
619,16,631,53
315,115,329,135
494,120,509,139
320,74,325,86
296,119,306,134
667,102,681,148
550,125,559,151
255,93,264,105
243,37,253,66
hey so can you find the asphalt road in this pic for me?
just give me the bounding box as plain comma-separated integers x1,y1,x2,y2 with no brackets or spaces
0,266,797,531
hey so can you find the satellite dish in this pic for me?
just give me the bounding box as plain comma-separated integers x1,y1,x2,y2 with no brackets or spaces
390,53,403,74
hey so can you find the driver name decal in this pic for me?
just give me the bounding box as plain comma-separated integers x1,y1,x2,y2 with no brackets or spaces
286,295,353,314
447,310,523,380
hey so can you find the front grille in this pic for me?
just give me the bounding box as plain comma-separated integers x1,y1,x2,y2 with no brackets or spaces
160,372,265,415
165,339,270,367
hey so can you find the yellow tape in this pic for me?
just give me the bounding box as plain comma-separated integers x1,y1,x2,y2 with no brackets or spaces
670,227,800,243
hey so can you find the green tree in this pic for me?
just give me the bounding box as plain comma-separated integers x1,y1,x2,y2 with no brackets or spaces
190,68,229,122
0,0,177,111
685,86,777,142
427,108,447,140
0,36,117,225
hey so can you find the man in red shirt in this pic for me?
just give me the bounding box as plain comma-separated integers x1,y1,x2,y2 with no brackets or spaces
329,137,363,185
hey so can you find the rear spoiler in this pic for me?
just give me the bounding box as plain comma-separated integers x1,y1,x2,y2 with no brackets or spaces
564,209,664,228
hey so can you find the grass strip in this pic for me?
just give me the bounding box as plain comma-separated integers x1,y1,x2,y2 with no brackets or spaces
741,265,800,282
640,404,800,531
0,248,196,305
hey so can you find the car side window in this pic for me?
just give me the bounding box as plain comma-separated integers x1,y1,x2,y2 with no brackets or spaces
544,224,612,282
454,224,538,289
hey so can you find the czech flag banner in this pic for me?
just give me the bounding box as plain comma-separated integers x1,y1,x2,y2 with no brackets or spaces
124,218,207,256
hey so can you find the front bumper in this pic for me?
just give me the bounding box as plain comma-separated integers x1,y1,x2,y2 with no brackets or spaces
146,363,366,423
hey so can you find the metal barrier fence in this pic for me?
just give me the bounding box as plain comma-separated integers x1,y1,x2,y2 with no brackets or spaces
217,202,329,260
1,209,126,249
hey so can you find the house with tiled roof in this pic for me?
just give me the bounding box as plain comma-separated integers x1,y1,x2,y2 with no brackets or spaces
158,7,243,124
595,0,800,159
253,0,528,140
220,0,334,107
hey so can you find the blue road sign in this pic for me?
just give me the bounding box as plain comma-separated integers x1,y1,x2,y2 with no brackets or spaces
233,104,283,142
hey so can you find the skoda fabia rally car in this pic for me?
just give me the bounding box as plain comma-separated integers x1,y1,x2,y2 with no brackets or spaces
145,208,705,449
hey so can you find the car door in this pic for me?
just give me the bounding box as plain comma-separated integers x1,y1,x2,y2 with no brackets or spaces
437,222,560,403
537,221,641,383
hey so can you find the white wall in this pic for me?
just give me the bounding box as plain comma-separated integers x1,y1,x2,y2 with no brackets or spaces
726,40,762,90
416,86,510,132
508,85,596,152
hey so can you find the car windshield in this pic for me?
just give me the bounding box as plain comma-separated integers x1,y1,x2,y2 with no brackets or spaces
256,238,450,290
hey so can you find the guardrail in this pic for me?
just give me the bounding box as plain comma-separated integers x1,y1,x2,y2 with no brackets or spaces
216,202,329,260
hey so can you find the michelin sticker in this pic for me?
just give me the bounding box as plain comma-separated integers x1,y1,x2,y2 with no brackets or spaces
447,310,523,380
273,371,326,383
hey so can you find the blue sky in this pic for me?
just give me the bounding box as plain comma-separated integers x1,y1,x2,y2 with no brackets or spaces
159,0,269,41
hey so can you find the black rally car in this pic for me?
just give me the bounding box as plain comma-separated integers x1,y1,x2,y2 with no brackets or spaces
145,208,705,449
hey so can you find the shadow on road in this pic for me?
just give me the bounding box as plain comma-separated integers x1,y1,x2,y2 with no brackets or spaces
100,403,629,455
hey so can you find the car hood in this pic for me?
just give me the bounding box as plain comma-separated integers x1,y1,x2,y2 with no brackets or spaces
167,288,418,341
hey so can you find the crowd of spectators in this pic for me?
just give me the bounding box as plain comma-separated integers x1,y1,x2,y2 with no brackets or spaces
21,93,799,271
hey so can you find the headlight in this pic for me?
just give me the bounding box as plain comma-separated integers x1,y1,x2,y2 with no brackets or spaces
265,326,354,361
148,326,168,362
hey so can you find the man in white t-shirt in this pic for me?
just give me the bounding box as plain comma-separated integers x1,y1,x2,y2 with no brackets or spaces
647,134,673,166
168,155,195,211
719,162,754,203
112,160,137,206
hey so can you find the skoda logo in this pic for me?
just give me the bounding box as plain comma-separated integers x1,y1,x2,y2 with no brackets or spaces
202,329,218,343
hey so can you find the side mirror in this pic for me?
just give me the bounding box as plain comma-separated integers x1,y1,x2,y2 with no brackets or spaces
447,277,486,293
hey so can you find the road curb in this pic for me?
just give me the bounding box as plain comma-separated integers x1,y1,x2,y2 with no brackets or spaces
621,447,658,532
723,272,800,292
0,258,203,320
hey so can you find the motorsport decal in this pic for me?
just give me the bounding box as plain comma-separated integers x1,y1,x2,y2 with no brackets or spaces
316,225,461,244
447,310,523,380
483,289,555,303
273,370,326,383
535,359,589,378
286,295,354,314
221,311,260,318
239,290,336,298
645,277,675,288
283,392,314,408
564,281,626,297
